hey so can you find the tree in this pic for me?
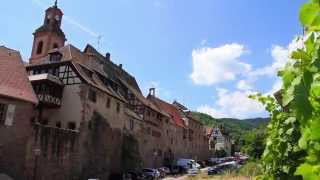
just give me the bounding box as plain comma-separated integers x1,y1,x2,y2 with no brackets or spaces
215,149,227,158
251,1,320,179
240,127,266,159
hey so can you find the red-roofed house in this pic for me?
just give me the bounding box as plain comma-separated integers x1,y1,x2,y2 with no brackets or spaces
147,89,209,162
0,46,38,179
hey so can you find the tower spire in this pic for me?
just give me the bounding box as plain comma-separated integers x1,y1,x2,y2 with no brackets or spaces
30,0,66,63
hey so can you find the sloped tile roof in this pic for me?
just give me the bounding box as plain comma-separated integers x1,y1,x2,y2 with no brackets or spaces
0,46,38,104
148,95,185,128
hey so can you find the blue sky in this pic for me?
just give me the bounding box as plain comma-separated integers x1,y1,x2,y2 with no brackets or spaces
0,0,306,119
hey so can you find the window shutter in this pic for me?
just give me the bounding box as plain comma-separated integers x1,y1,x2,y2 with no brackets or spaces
5,104,16,126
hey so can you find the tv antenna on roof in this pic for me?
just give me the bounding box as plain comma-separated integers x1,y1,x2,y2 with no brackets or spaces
97,35,103,51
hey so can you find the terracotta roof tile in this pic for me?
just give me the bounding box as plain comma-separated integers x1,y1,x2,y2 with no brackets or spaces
148,95,185,128
0,46,38,104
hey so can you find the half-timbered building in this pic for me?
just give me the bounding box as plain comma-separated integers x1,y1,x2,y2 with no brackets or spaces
1,2,210,179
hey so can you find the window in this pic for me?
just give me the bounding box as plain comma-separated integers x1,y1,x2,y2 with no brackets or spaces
106,98,111,108
56,121,61,128
88,89,97,102
53,43,59,49
146,127,151,134
68,122,76,130
129,119,134,130
49,52,62,62
40,118,48,126
116,102,121,113
36,41,43,55
0,103,7,124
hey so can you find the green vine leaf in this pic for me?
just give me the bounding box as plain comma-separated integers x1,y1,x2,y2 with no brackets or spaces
300,2,320,27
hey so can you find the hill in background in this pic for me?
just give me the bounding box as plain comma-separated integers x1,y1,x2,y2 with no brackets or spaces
192,112,269,140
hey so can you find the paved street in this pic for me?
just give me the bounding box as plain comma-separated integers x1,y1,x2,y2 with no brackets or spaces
163,167,208,179
163,175,187,180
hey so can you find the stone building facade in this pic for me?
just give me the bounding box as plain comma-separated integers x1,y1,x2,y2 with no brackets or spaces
0,46,38,180
0,2,210,180
208,127,232,156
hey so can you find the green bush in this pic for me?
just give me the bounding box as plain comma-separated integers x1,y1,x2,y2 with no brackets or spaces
238,161,263,177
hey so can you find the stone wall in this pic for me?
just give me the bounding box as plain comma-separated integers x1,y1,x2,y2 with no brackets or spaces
0,97,35,180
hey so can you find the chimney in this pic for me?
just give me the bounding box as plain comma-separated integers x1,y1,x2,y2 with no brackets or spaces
149,88,156,96
105,53,111,61
119,64,123,69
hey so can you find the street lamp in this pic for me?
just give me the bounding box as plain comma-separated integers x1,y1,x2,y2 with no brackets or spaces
33,148,41,180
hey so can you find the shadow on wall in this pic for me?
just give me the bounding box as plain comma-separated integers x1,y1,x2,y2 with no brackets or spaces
0,174,14,180
81,111,117,180
121,133,142,172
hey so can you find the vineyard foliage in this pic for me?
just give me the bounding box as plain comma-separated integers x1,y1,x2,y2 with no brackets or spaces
251,0,320,179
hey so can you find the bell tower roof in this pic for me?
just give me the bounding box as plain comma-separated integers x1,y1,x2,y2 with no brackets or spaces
33,0,65,39
29,0,66,64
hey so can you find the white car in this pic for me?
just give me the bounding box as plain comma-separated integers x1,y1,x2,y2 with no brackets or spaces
187,168,200,176
177,159,198,170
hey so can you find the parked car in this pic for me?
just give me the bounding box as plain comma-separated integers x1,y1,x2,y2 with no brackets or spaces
158,167,170,176
157,167,167,178
169,165,180,175
217,161,239,171
209,158,219,164
207,166,223,175
187,168,200,176
141,168,160,180
123,170,145,180
196,161,206,168
176,158,199,172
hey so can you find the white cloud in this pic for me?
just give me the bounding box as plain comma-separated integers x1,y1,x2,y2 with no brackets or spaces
197,105,227,119
237,79,253,91
193,37,306,118
249,45,290,77
197,88,266,119
200,39,208,46
236,37,304,94
190,43,251,85
250,37,303,77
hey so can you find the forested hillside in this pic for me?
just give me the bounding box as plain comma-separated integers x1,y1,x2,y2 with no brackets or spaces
192,112,269,139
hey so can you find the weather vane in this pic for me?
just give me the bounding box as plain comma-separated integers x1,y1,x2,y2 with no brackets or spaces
54,0,58,7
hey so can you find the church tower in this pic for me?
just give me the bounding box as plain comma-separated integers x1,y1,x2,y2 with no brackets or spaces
30,0,66,64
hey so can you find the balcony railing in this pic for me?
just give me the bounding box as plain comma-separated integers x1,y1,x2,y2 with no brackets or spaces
29,73,64,108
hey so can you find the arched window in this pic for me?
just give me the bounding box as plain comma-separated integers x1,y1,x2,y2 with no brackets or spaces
53,43,59,49
36,41,43,55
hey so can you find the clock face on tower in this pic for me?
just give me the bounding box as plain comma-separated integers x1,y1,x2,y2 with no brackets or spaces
55,15,60,21
47,14,52,19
